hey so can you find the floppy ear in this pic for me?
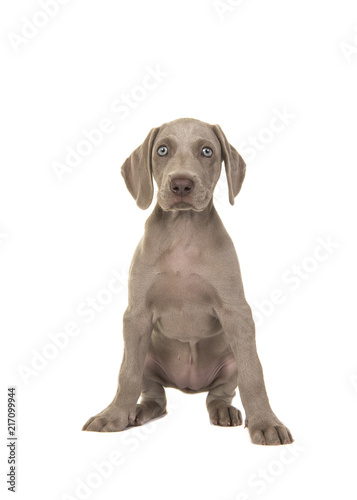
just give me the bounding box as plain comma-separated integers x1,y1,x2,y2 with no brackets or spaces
121,127,160,210
212,124,246,205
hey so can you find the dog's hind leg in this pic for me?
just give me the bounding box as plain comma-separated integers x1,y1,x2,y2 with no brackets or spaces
206,371,242,427
134,377,167,426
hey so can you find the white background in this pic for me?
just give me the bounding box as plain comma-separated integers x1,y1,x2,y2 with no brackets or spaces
1,0,357,499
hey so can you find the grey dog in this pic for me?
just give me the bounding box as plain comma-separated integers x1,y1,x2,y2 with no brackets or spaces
82,118,293,446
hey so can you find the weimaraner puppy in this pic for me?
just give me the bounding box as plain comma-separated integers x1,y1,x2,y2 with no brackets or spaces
82,118,293,445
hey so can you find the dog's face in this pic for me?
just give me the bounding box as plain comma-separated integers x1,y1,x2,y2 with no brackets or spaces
121,118,246,211
152,119,223,212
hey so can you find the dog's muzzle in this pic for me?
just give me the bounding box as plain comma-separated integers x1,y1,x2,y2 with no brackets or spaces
158,175,210,211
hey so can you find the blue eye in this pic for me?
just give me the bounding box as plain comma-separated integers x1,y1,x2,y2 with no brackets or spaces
157,145,168,156
202,147,213,157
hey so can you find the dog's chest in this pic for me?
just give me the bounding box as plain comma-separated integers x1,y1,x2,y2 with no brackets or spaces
147,243,221,337
157,244,201,275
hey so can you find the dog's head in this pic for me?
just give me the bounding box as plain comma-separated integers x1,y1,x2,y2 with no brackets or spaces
121,118,246,211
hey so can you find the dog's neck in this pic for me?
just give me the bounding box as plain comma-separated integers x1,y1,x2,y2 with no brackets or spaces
144,199,220,250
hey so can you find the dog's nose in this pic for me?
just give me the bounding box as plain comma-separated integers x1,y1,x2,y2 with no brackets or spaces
170,178,194,196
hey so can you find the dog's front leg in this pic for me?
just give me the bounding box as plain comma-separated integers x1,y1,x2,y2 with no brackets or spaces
220,302,293,445
82,308,153,432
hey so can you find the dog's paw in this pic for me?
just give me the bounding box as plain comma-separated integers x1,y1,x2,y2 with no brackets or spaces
82,405,135,432
209,404,242,427
134,401,167,426
247,417,293,445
